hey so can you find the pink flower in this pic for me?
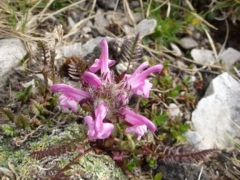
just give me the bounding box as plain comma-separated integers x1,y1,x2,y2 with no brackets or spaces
89,39,115,81
125,125,147,140
124,62,163,98
82,71,103,87
84,103,114,139
58,94,78,113
50,84,91,112
121,107,156,132
51,38,163,141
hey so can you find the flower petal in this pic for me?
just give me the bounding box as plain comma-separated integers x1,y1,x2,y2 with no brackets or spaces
96,122,114,139
84,116,96,139
125,64,163,98
131,61,149,76
125,125,147,140
82,71,103,87
84,103,114,140
51,84,91,101
88,39,115,81
88,59,100,73
132,79,152,98
121,108,156,132
59,94,78,113
94,103,108,132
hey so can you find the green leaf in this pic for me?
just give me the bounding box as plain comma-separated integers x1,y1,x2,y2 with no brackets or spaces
14,85,33,102
141,98,149,106
154,172,163,180
163,61,169,68
0,108,15,122
1,124,17,136
171,130,180,139
180,124,190,132
147,157,156,168
153,115,169,126
16,114,30,129
169,86,182,98
183,76,191,85
125,158,139,172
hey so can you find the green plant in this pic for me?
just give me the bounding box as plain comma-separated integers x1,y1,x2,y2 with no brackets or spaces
153,17,183,47
14,84,33,103
209,0,240,24
1,124,18,137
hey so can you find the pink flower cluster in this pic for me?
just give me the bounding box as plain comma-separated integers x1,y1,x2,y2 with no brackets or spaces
51,39,163,140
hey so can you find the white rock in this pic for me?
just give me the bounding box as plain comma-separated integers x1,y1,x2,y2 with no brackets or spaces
180,37,198,49
133,13,144,23
122,24,134,35
177,61,188,69
170,42,183,56
82,26,92,34
95,9,109,28
35,74,53,86
67,17,76,28
116,61,133,74
184,131,203,145
219,47,240,71
60,37,114,58
82,37,113,56
168,103,181,117
94,9,109,35
191,49,216,65
22,79,37,93
135,19,157,37
61,42,83,58
22,79,35,88
130,1,140,8
191,72,240,149
0,38,27,84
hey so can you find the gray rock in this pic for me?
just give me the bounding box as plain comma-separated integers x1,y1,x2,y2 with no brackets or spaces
184,131,203,145
180,37,198,49
122,24,134,35
191,49,216,65
95,9,109,28
94,9,109,36
219,47,240,71
67,16,76,28
0,38,27,85
133,13,144,23
97,0,118,10
135,19,157,37
61,42,83,58
130,1,140,8
168,103,181,117
60,37,114,58
191,72,240,149
170,42,183,56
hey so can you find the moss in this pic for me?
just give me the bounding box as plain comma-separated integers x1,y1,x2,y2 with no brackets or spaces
0,122,127,179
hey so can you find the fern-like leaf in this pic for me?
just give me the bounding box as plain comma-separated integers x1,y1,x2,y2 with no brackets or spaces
60,56,90,81
16,114,30,129
117,34,143,67
1,124,18,136
0,108,15,122
159,145,219,164
37,41,51,67
29,140,84,160
31,99,49,116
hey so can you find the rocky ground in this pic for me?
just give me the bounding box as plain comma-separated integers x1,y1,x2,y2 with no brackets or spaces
0,1,240,180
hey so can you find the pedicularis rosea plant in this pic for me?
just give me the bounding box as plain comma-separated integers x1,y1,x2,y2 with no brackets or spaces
51,38,163,141
29,37,218,179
